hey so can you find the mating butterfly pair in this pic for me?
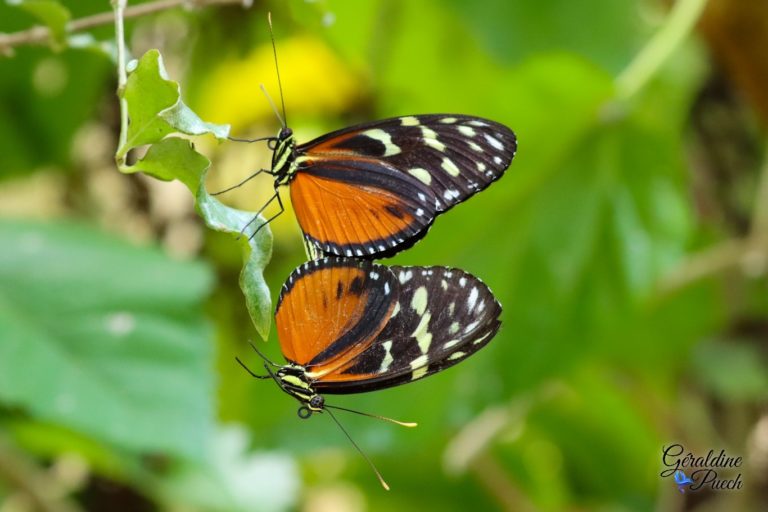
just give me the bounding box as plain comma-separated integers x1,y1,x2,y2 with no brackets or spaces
227,14,515,490
236,113,514,407
234,113,514,489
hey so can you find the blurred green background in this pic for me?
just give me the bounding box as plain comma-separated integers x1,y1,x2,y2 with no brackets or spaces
1,0,767,510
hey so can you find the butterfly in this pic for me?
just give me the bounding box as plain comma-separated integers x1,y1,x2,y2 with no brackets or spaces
238,257,502,488
674,470,694,493
218,18,517,259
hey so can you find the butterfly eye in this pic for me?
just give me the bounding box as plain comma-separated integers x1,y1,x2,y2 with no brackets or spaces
279,127,293,139
309,395,325,409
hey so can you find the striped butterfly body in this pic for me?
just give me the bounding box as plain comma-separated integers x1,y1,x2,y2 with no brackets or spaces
247,257,501,411
257,114,516,259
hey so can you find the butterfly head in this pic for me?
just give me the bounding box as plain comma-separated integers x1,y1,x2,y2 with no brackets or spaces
271,126,296,185
275,363,324,412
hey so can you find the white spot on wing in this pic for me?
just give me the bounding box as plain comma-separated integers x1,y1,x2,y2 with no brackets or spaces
469,141,483,152
409,168,432,185
477,162,487,172
468,287,479,311
364,128,401,156
441,158,461,176
449,322,460,335
464,320,480,333
448,351,466,361
401,116,419,126
411,286,428,315
412,312,433,354
379,340,394,372
484,133,504,150
444,338,460,349
399,270,413,284
384,282,391,295
440,117,457,123
493,156,503,165
443,189,460,200
458,125,476,137
459,277,467,287
421,126,445,151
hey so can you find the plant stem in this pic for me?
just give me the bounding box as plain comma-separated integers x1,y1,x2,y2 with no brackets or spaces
615,0,708,101
0,0,248,55
113,0,129,168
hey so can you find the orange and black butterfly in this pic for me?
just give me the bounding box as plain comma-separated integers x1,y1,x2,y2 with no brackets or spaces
218,17,517,259
238,257,502,488
231,114,516,259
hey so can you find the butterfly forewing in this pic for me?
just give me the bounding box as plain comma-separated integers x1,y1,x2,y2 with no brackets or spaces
310,265,502,393
290,160,438,257
291,114,516,258
275,259,398,369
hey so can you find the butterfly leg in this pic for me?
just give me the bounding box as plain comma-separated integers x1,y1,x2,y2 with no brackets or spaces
235,356,271,379
246,189,285,241
211,169,273,196
237,189,282,239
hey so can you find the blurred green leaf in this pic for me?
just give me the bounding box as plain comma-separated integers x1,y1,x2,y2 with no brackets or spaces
0,220,214,459
8,0,71,47
444,0,648,73
692,340,768,401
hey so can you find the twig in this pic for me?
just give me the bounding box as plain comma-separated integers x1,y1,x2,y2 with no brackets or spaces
0,0,249,54
615,0,708,101
659,146,768,295
750,137,768,237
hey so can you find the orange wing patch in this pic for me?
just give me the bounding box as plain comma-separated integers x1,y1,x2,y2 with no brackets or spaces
289,160,436,257
275,260,397,372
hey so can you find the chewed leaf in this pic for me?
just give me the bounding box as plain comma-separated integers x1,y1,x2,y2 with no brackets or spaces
120,50,229,155
119,50,270,338
129,137,273,339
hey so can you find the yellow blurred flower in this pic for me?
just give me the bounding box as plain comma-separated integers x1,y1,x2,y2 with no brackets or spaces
197,35,364,130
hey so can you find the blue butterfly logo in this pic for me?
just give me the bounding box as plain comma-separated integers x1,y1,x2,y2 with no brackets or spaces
674,470,694,493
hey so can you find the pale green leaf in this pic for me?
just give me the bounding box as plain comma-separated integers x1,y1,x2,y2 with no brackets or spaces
0,220,214,459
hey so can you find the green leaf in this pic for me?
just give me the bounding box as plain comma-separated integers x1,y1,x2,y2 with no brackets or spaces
120,50,229,155
129,137,273,338
121,50,272,338
0,220,214,459
692,340,768,401
8,0,70,47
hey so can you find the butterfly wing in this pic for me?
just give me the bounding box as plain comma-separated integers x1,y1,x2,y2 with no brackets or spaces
274,258,398,369
308,265,502,394
291,114,516,258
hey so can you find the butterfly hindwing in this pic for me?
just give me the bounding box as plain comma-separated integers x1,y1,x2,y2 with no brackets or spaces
275,258,398,369
291,114,516,258
305,263,502,394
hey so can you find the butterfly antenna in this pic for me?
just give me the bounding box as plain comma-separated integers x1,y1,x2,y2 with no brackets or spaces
325,404,418,428
260,84,285,128
267,12,287,127
246,340,281,368
325,407,390,491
